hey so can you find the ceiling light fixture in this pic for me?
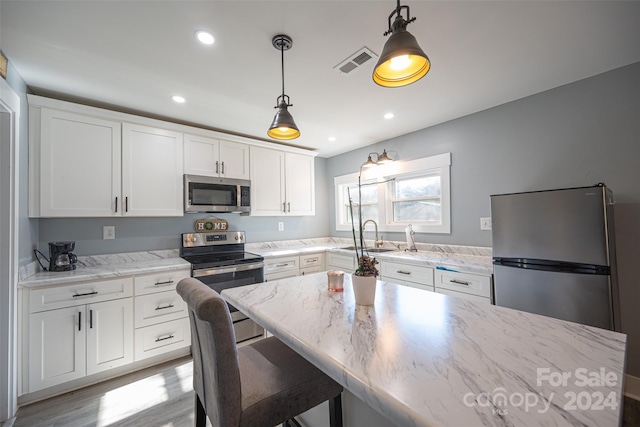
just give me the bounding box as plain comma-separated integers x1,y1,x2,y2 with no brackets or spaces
328,136,336,142
171,95,186,103
384,112,395,119
267,34,300,140
373,0,430,88
195,30,214,45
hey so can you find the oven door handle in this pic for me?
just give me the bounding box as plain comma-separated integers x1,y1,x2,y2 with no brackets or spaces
192,262,265,278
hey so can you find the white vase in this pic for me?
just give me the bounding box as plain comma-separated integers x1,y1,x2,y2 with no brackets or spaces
351,274,377,306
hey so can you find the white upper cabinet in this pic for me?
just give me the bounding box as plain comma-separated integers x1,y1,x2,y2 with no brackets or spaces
122,123,183,216
249,146,315,216
38,108,122,217
285,152,315,216
184,134,249,180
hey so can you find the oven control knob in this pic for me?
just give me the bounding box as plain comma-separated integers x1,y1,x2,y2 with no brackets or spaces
190,236,197,243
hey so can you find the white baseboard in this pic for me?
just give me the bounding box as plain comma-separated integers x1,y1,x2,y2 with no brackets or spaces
626,374,640,401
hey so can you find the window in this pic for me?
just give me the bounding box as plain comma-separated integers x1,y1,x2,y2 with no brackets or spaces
335,152,451,234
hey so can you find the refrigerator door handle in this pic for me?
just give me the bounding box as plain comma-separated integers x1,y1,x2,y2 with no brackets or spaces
493,257,610,275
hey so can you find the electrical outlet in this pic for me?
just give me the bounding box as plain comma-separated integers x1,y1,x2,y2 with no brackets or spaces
103,225,115,240
480,217,492,231
278,222,284,232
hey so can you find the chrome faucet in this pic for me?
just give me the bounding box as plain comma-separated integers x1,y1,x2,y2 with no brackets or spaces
362,219,384,248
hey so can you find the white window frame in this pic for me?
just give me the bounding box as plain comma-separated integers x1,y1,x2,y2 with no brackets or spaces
334,152,451,234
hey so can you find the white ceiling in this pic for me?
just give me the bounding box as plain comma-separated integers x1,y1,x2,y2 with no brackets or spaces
2,1,640,158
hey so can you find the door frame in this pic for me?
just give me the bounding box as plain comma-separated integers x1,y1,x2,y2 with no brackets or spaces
0,77,21,422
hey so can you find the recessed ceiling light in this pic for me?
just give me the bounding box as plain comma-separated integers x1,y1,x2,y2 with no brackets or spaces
328,136,336,142
195,30,214,45
384,112,395,119
172,95,186,103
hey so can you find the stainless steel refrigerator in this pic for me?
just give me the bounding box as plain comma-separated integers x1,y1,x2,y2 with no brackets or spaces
491,184,620,331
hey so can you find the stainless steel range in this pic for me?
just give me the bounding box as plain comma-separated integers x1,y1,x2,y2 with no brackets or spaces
180,231,264,343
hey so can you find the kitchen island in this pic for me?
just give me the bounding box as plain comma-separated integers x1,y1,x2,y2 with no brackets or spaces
222,272,627,427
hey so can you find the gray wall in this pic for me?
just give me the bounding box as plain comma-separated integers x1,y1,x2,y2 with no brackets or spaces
37,157,329,253
327,61,640,377
3,57,38,266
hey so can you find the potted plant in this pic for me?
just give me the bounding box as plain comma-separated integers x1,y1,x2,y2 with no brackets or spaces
348,187,378,306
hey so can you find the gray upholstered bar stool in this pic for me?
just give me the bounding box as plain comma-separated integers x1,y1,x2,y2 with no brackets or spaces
177,278,343,427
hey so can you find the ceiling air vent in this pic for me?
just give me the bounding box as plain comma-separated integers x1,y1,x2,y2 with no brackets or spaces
334,47,378,75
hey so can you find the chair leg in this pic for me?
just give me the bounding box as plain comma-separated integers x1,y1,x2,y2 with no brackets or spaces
329,393,343,427
195,394,206,427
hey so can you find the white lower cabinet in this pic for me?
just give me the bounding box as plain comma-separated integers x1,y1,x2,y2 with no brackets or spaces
434,269,493,303
380,260,434,292
24,268,191,395
264,255,300,281
299,253,325,275
133,269,191,361
326,252,357,272
27,283,134,392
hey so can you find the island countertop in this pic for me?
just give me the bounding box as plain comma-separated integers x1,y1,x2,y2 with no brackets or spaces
222,272,627,427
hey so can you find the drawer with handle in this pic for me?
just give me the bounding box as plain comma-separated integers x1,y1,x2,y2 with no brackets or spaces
299,253,324,268
134,290,188,328
435,269,492,298
380,261,434,286
134,317,191,361
264,256,299,275
134,269,190,296
29,278,133,313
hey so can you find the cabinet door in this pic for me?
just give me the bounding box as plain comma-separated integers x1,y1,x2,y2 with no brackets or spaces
122,123,183,216
29,306,86,391
39,108,121,217
249,146,286,216
285,152,315,216
184,133,220,177
219,140,249,179
86,299,134,375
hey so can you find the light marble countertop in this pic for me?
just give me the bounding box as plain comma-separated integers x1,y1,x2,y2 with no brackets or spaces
222,272,627,427
247,237,493,275
19,250,190,288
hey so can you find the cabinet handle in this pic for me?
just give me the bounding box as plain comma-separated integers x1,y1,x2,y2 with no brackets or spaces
450,279,470,286
115,197,118,213
154,280,174,286
90,309,93,329
73,291,98,298
125,197,129,212
155,304,175,311
283,202,286,213
287,202,291,213
78,311,82,331
155,334,175,342
221,161,225,175
275,263,289,267
215,161,219,174
397,270,412,275
306,258,316,263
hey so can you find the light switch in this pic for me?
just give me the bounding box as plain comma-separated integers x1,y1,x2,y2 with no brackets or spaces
480,217,492,231
278,222,284,231
103,225,115,239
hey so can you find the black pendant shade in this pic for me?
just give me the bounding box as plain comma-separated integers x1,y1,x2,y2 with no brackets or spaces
268,34,300,140
373,2,430,88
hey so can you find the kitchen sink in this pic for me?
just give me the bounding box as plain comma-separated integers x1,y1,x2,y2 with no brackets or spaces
337,246,396,253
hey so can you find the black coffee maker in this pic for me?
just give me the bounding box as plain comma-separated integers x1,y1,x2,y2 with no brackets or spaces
48,241,78,272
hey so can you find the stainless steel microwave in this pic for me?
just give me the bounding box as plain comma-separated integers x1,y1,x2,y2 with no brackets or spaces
184,175,251,213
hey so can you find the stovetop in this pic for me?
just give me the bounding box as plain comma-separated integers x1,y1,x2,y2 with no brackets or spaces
181,251,263,270
180,231,263,270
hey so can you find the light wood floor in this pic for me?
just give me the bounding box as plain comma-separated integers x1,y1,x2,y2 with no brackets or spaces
12,356,210,427
11,354,640,427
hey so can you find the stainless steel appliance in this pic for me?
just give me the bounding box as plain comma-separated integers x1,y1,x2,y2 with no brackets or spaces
180,231,264,342
48,241,78,272
184,175,251,214
491,184,620,331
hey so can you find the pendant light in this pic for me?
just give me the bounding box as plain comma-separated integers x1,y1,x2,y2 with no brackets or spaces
268,34,300,140
373,0,431,88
